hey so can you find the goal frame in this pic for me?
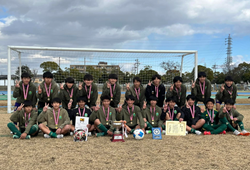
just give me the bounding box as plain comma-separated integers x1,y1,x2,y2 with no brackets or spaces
7,45,198,113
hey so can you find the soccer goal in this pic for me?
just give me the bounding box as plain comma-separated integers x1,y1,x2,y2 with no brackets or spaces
7,46,198,113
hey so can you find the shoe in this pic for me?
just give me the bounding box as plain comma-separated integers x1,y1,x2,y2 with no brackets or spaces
57,134,64,139
10,131,13,134
186,131,188,135
241,130,250,136
13,135,19,139
146,130,152,134
88,132,92,136
44,134,51,138
219,130,226,134
204,131,211,135
195,130,202,135
70,132,74,136
25,135,31,139
233,130,242,136
162,130,166,135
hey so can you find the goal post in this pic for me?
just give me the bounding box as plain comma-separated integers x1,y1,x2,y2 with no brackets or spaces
7,46,198,113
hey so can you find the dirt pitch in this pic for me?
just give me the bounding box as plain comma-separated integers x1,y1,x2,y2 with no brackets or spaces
0,99,250,170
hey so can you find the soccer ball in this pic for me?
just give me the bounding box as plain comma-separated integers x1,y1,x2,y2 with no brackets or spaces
133,129,144,140
74,130,86,141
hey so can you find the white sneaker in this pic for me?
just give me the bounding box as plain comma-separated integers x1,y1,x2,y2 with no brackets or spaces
186,131,188,135
57,134,64,138
162,130,166,135
10,131,13,134
44,134,51,138
195,130,202,135
70,132,74,136
88,132,92,136
233,130,241,136
241,130,250,136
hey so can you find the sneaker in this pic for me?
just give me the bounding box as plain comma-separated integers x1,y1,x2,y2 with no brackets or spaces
25,135,31,139
204,131,211,135
88,132,92,136
195,130,202,135
70,132,74,136
146,130,152,134
10,131,13,134
57,134,64,139
219,130,226,134
186,131,188,135
241,130,250,136
44,134,51,138
233,130,242,136
13,135,19,139
162,130,166,135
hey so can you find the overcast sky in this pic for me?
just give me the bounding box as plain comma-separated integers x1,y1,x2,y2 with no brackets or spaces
0,0,250,75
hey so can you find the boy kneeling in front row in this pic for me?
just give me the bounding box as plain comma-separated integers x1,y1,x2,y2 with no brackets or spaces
89,95,116,137
117,95,145,134
218,99,250,136
38,97,71,138
180,95,205,135
202,98,227,135
7,100,39,139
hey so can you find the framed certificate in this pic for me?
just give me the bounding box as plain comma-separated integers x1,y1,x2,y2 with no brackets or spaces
165,121,186,136
75,116,89,130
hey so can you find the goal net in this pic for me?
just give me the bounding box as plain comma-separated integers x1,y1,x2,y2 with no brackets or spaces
7,46,198,113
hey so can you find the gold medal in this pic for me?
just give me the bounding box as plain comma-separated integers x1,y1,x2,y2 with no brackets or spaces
202,96,204,99
111,98,113,101
152,121,154,125
88,99,90,103
211,124,213,126
48,97,50,101
55,124,58,129
131,122,133,124
232,120,234,124
24,98,27,100
230,95,232,98
106,122,109,125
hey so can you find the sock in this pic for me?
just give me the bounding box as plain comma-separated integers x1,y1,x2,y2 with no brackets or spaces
237,121,245,131
130,129,135,134
96,132,105,137
146,122,153,130
28,125,39,135
97,124,108,135
7,122,21,137
49,131,57,138
203,124,215,131
220,117,235,131
211,124,227,134
191,128,196,134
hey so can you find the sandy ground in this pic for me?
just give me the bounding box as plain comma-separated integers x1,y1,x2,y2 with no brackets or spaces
0,97,250,170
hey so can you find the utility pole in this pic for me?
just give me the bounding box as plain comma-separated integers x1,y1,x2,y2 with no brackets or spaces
59,57,60,68
212,63,218,73
134,59,140,75
225,34,232,72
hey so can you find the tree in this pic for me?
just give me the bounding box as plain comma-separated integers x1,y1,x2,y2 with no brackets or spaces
15,65,33,79
138,65,158,84
40,61,61,73
191,65,213,81
212,72,226,84
32,69,38,82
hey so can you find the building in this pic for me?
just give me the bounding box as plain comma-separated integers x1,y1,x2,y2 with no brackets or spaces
33,74,43,84
70,62,120,73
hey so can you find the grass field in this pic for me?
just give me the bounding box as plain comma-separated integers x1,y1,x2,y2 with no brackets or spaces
0,97,250,170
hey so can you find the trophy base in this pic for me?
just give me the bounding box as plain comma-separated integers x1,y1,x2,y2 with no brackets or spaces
111,134,125,142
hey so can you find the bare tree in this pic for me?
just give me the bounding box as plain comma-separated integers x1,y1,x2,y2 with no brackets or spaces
32,69,38,82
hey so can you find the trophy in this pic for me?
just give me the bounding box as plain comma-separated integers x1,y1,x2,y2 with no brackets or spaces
111,121,126,142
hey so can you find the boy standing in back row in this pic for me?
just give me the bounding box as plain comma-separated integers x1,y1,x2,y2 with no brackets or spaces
191,72,211,105
145,74,165,108
13,73,37,110
37,72,59,114
101,74,121,108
